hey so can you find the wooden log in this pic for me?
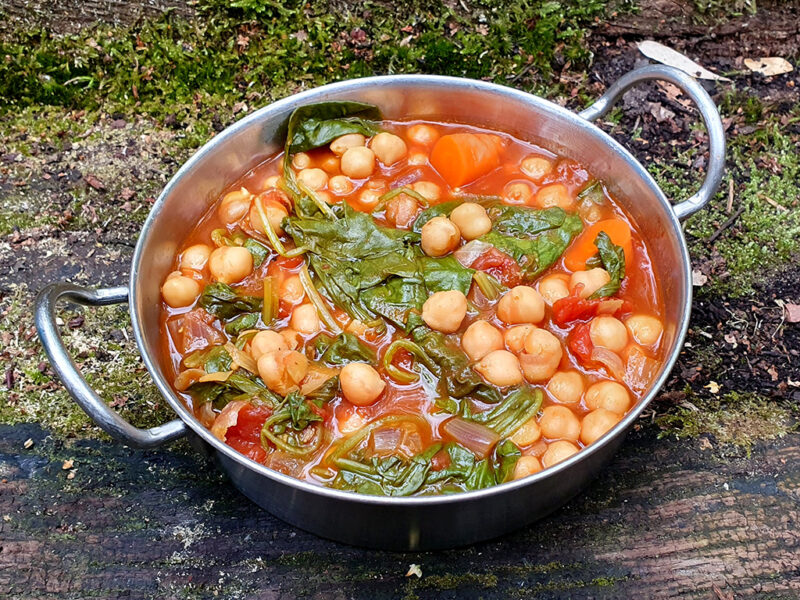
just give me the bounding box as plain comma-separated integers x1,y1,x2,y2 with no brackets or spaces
1,422,798,598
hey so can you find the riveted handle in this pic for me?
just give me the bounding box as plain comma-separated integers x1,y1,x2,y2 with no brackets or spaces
580,64,725,220
34,282,187,449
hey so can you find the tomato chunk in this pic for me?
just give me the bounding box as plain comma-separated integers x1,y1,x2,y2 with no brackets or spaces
471,248,522,287
225,404,272,463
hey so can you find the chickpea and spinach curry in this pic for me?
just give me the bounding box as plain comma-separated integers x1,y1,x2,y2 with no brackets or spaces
160,101,665,496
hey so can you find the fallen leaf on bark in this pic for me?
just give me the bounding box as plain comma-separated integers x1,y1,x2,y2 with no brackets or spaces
692,270,708,287
85,174,106,191
638,41,731,82
744,57,794,76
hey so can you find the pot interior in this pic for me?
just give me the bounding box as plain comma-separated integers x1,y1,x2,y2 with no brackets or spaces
132,75,688,429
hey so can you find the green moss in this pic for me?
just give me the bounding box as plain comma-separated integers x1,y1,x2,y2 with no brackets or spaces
0,284,174,436
651,100,800,297
656,391,795,452
0,0,609,119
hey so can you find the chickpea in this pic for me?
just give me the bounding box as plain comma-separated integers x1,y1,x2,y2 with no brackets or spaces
359,188,382,209
260,175,281,190
280,274,305,304
589,315,628,353
461,320,504,361
449,203,492,240
341,362,385,406
341,146,376,179
535,183,574,209
250,194,289,236
547,371,585,404
497,286,545,325
538,274,570,306
369,132,407,165
161,275,200,308
625,314,664,346
407,151,428,166
180,244,212,271
541,440,579,468
407,124,439,146
385,193,420,229
520,155,553,181
319,154,340,175
330,133,366,157
329,175,354,195
579,200,605,223
510,417,541,446
291,152,311,170
366,178,386,190
208,246,253,284
297,168,328,191
421,216,461,257
290,303,321,334
580,408,621,445
503,181,534,205
422,290,467,333
585,380,630,414
504,324,536,354
570,268,611,299
520,328,563,383
218,188,252,224
539,405,581,441
250,330,288,361
474,350,523,387
257,350,308,395
513,455,543,480
412,181,441,202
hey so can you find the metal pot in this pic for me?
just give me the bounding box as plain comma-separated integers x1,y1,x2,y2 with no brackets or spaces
35,65,725,550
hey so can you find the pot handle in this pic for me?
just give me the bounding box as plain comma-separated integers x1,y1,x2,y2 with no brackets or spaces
579,64,725,220
34,282,188,449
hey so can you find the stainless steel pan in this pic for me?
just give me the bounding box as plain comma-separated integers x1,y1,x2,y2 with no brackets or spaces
35,65,725,550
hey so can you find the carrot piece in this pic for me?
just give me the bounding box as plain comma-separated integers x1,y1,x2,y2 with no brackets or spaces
563,218,633,271
430,133,502,187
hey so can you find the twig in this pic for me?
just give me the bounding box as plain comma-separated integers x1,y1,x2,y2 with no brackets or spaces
758,193,788,213
726,178,734,214
709,205,745,243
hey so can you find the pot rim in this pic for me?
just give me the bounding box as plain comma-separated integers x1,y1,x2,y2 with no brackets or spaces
130,73,691,506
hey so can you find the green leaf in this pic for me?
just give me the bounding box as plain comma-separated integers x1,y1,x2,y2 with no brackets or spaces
411,199,460,233
479,210,582,280
489,205,574,236
224,312,259,335
361,278,427,332
313,332,376,366
588,231,626,299
285,101,382,154
203,345,233,373
198,283,263,320
306,376,340,405
243,237,270,267
418,255,475,295
468,386,543,437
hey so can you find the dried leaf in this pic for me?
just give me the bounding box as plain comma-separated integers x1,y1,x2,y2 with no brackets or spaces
648,102,675,123
744,57,794,77
23,438,34,449
638,41,731,82
85,174,106,191
62,459,74,470
785,303,800,323
406,564,422,578
705,381,721,394
692,270,708,287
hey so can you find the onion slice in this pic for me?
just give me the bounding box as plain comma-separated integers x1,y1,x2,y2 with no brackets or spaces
591,347,626,381
442,417,500,459
453,240,492,268
210,400,248,441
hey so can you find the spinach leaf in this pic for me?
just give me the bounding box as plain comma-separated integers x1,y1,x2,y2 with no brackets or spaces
285,101,382,154
361,278,427,332
199,283,263,320
224,312,259,335
418,256,475,295
188,370,274,410
285,202,419,262
469,386,543,437
203,345,233,373
411,200,460,233
489,206,574,237
306,376,340,405
480,212,582,281
284,390,323,431
411,327,501,402
588,231,626,299
313,332,376,366
243,237,270,267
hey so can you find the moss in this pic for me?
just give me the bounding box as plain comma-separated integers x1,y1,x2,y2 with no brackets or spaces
656,391,795,452
0,284,174,436
651,99,800,297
